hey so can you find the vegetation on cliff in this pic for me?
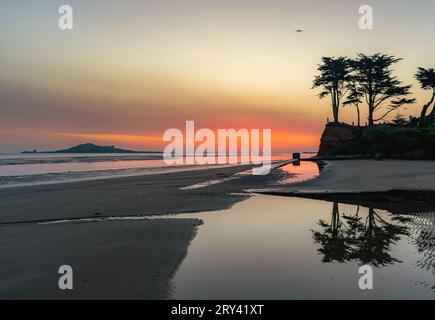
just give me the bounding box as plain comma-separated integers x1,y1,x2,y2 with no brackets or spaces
313,53,434,159
318,123,435,159
313,53,434,128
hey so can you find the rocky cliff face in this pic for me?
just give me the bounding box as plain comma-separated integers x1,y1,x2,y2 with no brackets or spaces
317,123,435,159
317,123,363,157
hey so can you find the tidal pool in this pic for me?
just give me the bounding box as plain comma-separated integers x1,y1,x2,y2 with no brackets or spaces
172,195,435,299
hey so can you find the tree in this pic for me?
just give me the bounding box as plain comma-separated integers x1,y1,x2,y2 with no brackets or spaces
343,79,364,126
390,113,408,127
313,57,352,123
415,67,435,127
350,208,409,267
352,53,415,126
312,203,410,267
311,202,351,263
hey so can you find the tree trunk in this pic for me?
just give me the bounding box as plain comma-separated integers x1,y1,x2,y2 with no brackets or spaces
331,202,339,233
332,88,339,123
367,87,374,126
367,208,375,239
418,91,435,127
335,87,341,123
356,104,361,127
425,102,435,127
418,104,431,127
368,106,374,126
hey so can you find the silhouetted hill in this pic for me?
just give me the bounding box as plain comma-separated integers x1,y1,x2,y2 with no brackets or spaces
23,143,149,154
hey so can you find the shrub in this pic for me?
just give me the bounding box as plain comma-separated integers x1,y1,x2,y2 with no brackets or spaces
359,126,435,158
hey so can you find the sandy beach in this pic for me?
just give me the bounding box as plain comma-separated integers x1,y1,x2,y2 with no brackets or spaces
1,159,435,299
0,218,200,299
290,160,435,192
0,164,275,299
255,159,435,212
0,165,256,224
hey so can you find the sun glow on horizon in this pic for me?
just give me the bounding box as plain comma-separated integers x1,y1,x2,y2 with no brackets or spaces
1,0,434,153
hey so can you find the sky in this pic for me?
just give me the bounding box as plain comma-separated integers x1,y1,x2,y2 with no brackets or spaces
1,0,434,152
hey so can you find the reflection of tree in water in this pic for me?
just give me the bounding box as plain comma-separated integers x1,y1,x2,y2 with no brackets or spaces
312,203,410,267
311,202,351,263
408,212,435,290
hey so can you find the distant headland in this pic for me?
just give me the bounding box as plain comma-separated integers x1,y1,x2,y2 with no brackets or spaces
22,143,159,154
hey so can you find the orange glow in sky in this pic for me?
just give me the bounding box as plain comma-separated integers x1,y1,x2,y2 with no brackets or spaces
1,1,434,153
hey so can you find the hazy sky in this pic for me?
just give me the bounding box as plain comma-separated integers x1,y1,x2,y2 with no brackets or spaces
1,0,434,152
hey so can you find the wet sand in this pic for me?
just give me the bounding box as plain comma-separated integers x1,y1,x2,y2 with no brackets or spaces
0,165,256,224
4,159,433,299
0,218,201,299
0,164,274,299
261,160,435,193
257,160,435,213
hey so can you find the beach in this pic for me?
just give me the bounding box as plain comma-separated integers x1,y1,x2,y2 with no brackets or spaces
286,160,435,192
1,159,435,299
0,165,255,224
0,218,200,299
0,163,279,299
257,159,435,213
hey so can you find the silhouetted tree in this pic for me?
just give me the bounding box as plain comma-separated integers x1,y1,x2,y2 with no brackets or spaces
350,208,409,267
312,203,410,267
415,67,435,127
312,202,351,262
352,53,415,126
390,113,408,127
343,79,364,126
313,57,352,123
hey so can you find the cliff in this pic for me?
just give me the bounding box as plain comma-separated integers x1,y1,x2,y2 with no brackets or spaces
317,123,364,157
317,123,435,159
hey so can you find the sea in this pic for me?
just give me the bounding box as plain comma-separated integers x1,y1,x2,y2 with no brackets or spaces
0,153,310,188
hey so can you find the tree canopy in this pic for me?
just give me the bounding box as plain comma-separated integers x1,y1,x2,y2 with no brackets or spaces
312,56,352,123
415,67,435,127
313,53,417,126
352,53,415,126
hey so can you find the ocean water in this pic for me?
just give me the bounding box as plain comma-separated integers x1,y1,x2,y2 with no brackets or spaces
0,153,305,187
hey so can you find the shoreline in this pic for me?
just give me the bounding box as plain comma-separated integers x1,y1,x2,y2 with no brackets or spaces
254,159,435,193
0,161,288,299
2,159,434,299
255,159,435,213
260,189,435,214
0,163,256,190
0,164,258,224
0,160,296,299
0,157,293,189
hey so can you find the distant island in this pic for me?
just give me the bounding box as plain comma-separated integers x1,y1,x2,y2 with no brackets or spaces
22,143,160,154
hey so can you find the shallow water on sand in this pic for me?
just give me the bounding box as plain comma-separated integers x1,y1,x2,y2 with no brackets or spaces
0,153,296,187
172,195,435,299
